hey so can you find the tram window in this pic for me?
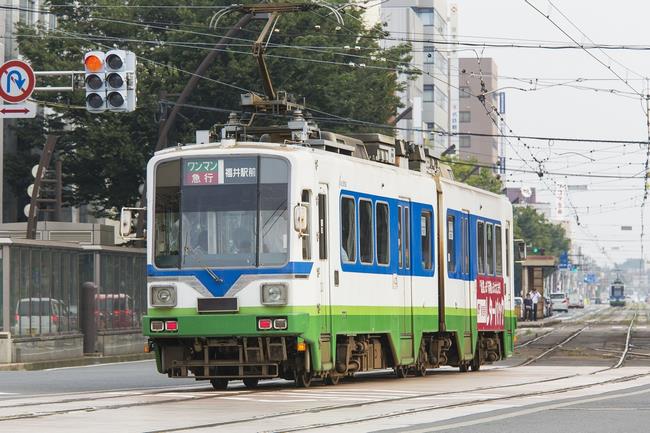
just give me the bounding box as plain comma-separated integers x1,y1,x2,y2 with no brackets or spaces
376,202,390,265
341,197,356,262
404,207,410,269
398,205,403,268
486,223,494,275
495,225,503,276
318,193,328,260
462,217,469,274
477,221,485,275
359,199,374,264
505,227,510,277
422,211,433,270
301,190,312,260
447,214,456,273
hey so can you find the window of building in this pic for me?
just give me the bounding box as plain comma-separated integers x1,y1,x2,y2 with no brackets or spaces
495,225,503,276
423,85,434,102
341,197,356,262
447,214,455,273
434,50,448,74
460,86,471,98
434,86,448,109
486,223,494,275
415,8,434,26
459,111,471,122
477,221,485,274
376,202,390,265
424,46,434,64
459,135,471,148
433,8,448,35
359,199,373,264
422,211,433,270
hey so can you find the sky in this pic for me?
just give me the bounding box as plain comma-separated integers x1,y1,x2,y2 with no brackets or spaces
455,0,650,267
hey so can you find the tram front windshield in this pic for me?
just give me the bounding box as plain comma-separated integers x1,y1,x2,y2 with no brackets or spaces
154,156,289,269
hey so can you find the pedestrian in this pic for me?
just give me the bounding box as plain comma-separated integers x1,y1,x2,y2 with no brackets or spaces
523,294,532,321
531,288,541,321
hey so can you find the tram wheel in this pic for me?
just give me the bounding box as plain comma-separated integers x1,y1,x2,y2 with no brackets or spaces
458,362,469,373
470,356,481,372
394,365,408,378
210,378,229,391
324,374,340,385
415,363,427,377
295,371,313,388
243,378,259,389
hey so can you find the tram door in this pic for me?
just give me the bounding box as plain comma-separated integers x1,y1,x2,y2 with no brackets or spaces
317,185,332,337
461,211,474,355
398,200,414,359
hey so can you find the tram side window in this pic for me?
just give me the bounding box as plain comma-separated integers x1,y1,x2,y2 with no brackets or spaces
422,211,433,270
477,221,485,275
359,199,374,264
486,223,494,275
301,190,312,260
404,207,410,269
341,197,356,262
505,227,510,277
495,225,503,276
462,217,469,274
446,214,455,273
398,205,403,268
376,202,390,265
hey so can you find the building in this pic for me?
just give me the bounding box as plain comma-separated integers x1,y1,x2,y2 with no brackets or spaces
457,57,503,166
378,0,455,156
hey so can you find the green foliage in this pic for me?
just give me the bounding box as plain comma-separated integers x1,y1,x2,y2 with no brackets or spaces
446,157,503,194
15,0,412,216
513,206,570,257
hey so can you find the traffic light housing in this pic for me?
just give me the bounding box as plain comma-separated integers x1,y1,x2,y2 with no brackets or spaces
84,51,106,112
83,49,137,113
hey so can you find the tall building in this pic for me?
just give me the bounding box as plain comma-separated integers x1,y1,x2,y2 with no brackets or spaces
458,57,504,166
379,0,454,155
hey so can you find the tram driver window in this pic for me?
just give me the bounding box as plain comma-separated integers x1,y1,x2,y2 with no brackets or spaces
446,214,455,273
341,197,356,262
422,211,433,270
477,221,485,275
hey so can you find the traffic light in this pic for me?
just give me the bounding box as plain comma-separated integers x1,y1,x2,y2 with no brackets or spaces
84,51,106,112
83,50,137,113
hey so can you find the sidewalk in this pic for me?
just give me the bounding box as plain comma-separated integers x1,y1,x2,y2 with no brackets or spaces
0,352,155,372
517,316,561,328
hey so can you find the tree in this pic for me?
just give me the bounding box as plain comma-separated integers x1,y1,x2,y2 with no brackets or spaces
445,157,503,194
513,206,570,257
15,0,413,217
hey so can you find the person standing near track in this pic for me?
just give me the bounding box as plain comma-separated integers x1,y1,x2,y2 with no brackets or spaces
530,288,541,321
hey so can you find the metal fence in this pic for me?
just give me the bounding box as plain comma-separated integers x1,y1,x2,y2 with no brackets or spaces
0,239,145,337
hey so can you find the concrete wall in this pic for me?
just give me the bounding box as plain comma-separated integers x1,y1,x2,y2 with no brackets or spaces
96,330,146,357
12,334,83,363
0,333,11,363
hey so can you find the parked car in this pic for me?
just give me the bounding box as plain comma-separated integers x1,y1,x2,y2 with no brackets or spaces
549,293,569,313
13,297,69,335
568,294,584,309
95,293,136,329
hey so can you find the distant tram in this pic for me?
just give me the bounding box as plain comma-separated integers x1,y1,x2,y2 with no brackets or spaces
610,281,625,307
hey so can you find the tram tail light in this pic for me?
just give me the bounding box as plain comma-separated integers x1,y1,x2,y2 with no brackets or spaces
257,318,273,330
273,318,288,330
150,320,164,332
164,320,178,332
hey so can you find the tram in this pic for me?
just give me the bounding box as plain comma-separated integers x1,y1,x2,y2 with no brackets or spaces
610,280,625,307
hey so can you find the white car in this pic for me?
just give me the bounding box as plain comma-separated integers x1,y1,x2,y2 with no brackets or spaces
13,298,68,335
549,293,569,313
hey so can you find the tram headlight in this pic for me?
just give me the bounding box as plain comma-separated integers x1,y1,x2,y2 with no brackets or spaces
151,285,177,307
261,283,288,305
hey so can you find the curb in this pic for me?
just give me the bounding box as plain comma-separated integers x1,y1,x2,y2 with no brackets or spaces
517,319,561,328
0,352,155,372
